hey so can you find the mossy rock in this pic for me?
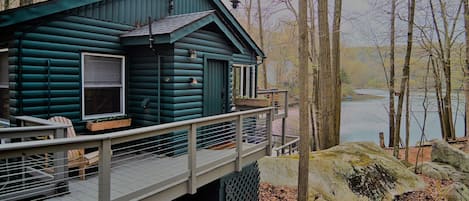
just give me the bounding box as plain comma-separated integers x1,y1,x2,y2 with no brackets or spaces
259,142,425,201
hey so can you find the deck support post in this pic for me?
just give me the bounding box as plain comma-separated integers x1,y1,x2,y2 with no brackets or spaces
235,115,243,172
188,123,197,194
99,139,112,201
282,91,288,154
53,127,68,192
266,108,274,156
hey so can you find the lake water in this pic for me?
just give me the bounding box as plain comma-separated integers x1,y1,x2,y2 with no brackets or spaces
341,89,466,145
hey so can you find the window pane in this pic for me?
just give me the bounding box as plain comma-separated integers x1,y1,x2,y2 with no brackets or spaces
0,88,8,119
0,52,8,87
85,87,121,116
84,55,122,86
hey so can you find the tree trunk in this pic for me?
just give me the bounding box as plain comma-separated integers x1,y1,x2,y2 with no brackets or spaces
464,0,469,137
318,0,334,149
309,0,320,151
431,57,449,140
257,0,268,89
298,0,310,199
405,76,410,161
331,0,342,145
246,0,253,32
389,0,397,148
394,0,416,158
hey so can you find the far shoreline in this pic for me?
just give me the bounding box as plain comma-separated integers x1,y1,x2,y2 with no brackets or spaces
343,92,385,102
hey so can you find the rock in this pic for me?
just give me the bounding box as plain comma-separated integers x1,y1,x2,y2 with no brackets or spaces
463,139,469,153
258,142,425,201
418,162,469,187
444,182,469,201
419,162,457,180
432,140,469,173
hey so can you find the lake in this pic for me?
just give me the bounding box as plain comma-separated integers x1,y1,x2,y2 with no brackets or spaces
341,89,466,145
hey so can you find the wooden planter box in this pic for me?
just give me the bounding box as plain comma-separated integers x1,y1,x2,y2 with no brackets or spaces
234,98,270,107
86,118,132,131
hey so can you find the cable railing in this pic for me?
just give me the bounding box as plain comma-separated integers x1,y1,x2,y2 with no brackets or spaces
0,107,274,201
257,89,288,120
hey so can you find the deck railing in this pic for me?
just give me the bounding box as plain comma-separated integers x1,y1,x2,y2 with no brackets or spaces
0,116,70,200
257,89,288,120
0,108,273,201
272,137,299,156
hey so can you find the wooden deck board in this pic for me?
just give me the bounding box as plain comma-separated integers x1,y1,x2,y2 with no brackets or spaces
46,147,240,201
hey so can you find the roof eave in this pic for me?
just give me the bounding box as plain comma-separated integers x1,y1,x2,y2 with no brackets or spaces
0,0,101,28
121,14,246,54
211,0,265,58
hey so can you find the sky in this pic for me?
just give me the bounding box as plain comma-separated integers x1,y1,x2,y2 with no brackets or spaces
222,0,387,47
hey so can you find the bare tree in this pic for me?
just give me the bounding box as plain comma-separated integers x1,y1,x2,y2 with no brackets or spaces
394,0,416,158
423,0,463,140
464,0,469,138
257,0,268,89
309,0,320,151
332,0,342,141
389,0,397,148
318,0,335,149
298,0,310,199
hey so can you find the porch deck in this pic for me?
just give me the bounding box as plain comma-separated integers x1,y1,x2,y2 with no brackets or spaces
47,143,262,201
0,108,273,201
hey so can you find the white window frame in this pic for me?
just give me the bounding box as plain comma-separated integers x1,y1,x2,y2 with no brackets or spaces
233,64,255,98
0,48,8,89
81,52,126,120
0,48,9,126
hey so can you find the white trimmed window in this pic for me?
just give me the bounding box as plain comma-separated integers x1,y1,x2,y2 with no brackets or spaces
81,53,125,120
0,48,8,122
233,64,255,98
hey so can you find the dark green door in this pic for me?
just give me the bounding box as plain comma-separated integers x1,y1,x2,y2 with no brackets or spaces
203,59,228,116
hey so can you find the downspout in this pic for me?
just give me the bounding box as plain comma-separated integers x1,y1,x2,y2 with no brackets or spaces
148,17,161,125
47,59,51,118
17,33,25,116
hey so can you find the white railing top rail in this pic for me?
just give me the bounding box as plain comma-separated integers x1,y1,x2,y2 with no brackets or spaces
0,116,70,133
0,107,273,158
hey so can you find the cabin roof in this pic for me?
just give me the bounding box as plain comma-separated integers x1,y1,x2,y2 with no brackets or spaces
121,11,215,37
0,0,265,58
120,10,244,53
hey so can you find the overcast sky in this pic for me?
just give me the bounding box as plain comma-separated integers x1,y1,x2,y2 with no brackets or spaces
222,0,388,47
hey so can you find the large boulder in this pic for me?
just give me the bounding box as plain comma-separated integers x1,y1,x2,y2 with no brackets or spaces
419,162,469,187
432,140,469,173
258,142,425,201
444,182,469,201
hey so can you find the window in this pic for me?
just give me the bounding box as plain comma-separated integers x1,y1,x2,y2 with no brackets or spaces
0,49,8,122
81,53,125,120
233,64,255,98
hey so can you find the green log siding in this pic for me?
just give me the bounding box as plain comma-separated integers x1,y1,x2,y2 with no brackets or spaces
127,45,174,126
166,28,234,122
8,15,133,131
71,0,212,26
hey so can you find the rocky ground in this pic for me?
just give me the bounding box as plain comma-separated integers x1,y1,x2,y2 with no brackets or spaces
259,139,469,201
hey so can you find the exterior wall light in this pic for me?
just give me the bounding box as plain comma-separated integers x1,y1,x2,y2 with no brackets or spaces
230,0,240,9
189,49,197,59
190,77,198,86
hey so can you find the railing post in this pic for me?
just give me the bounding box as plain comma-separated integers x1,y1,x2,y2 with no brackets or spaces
99,139,112,201
53,128,68,193
188,123,197,194
235,115,243,172
284,91,289,118
266,109,274,156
